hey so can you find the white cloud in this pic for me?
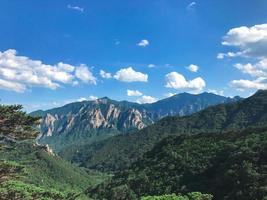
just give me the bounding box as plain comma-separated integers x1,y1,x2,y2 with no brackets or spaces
187,64,199,72
234,63,267,77
0,49,97,92
220,24,267,59
75,64,97,84
165,72,206,91
67,4,84,12
231,59,267,91
231,77,267,90
137,39,149,47
148,64,155,68
127,89,143,97
0,78,26,92
207,89,224,96
219,24,267,92
100,70,112,79
217,51,245,59
164,92,177,98
77,97,87,102
77,95,98,102
89,95,98,100
114,67,148,82
137,95,157,104
187,2,196,10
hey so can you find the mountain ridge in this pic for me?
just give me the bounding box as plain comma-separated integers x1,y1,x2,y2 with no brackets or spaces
61,90,267,172
31,92,240,151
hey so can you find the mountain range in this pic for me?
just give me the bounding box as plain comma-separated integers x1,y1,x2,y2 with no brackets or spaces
2,90,267,200
60,90,267,172
31,92,240,151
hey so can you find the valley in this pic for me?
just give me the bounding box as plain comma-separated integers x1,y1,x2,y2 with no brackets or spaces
1,91,267,199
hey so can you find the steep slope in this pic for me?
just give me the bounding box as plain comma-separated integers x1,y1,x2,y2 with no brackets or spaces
62,90,267,172
0,141,108,199
86,127,267,200
31,97,150,151
32,92,238,151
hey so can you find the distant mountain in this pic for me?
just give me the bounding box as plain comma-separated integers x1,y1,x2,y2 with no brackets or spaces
86,126,267,200
31,92,239,151
62,90,267,172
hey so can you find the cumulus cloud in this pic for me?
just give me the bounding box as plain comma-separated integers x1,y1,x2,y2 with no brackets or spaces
0,78,26,93
220,24,267,59
114,67,148,82
187,64,199,72
137,95,157,104
67,4,84,12
165,72,206,91
127,89,143,97
0,49,96,92
75,64,97,84
231,59,267,90
218,24,267,92
234,63,267,77
137,39,149,47
231,77,267,90
100,70,112,79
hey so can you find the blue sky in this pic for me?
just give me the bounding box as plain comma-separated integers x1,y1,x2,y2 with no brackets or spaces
1,0,267,111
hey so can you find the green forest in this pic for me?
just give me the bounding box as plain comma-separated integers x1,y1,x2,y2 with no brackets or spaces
1,91,267,200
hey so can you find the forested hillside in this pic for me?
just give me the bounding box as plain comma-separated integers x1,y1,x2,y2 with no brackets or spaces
86,126,267,200
61,90,267,172
0,105,108,200
32,92,237,151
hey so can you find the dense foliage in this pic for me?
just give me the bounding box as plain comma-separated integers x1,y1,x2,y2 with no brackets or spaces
61,90,267,172
0,104,108,199
0,105,39,147
141,192,213,200
87,127,267,200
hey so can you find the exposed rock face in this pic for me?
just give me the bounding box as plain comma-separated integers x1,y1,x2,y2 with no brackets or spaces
37,98,151,138
44,114,58,136
30,93,241,150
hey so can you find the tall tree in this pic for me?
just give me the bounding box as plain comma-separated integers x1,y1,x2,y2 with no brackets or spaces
0,104,39,147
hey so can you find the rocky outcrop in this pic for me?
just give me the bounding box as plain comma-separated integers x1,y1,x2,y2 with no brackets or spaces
31,93,241,149
38,99,151,138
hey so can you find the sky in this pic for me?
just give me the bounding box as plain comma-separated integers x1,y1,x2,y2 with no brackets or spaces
1,0,267,111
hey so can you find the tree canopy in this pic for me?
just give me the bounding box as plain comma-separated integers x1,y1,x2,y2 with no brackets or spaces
0,104,39,140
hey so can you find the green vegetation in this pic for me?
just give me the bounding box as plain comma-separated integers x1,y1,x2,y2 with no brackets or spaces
1,142,107,192
141,192,213,200
87,127,267,200
2,91,267,200
62,90,267,172
0,104,108,199
33,92,237,152
0,104,39,149
0,180,67,200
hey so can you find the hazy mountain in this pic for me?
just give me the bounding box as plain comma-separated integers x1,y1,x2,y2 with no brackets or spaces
62,90,267,172
31,92,239,151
